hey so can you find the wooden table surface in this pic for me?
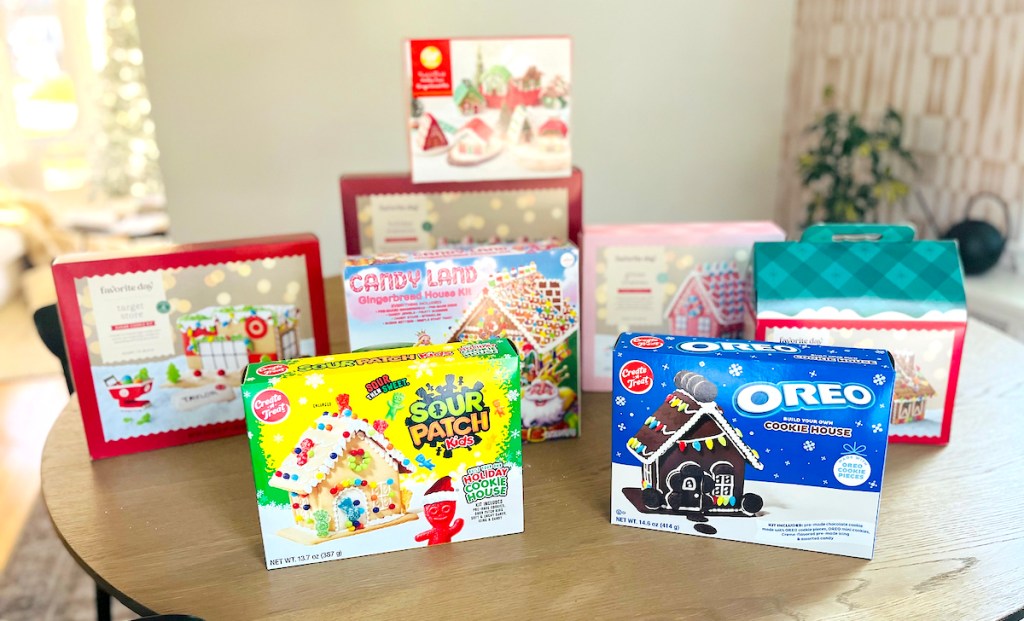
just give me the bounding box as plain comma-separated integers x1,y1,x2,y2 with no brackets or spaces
41,281,1024,619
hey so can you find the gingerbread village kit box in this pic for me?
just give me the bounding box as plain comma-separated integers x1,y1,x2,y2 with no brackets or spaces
344,241,580,443
751,224,966,445
611,334,894,559
243,339,524,569
581,221,785,392
406,36,572,183
52,234,330,459
340,169,583,255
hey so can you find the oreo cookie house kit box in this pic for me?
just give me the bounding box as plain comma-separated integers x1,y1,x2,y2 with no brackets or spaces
344,241,580,443
752,223,966,445
52,234,330,459
243,339,523,569
611,334,894,559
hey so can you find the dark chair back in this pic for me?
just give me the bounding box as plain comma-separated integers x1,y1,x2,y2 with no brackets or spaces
32,303,73,393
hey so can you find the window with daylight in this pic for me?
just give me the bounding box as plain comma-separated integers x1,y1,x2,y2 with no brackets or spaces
697,316,711,336
0,0,164,201
198,340,249,372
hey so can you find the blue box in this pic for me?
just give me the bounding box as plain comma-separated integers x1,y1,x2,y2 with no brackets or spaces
610,334,895,559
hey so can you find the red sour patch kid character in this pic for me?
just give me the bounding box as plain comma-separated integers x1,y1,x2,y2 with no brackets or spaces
414,475,464,546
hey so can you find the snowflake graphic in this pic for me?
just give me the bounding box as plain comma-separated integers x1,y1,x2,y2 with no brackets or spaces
662,364,669,371
615,396,626,406
616,352,623,357
698,361,705,367
305,372,325,389
785,460,791,466
809,370,817,377
873,374,886,386
616,452,622,458
617,423,626,432
765,448,771,453
298,397,308,406
507,389,520,402
256,489,264,499
242,390,251,398
856,420,863,427
803,440,815,451
872,423,884,433
823,480,829,485
666,336,675,340
272,433,284,443
661,382,667,388
728,363,743,377
821,456,827,461
773,473,779,479
869,481,877,489
247,431,253,439
515,450,522,460
268,377,280,387
409,359,436,378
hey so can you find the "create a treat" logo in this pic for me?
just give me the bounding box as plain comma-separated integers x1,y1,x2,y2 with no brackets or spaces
251,388,290,424
619,360,654,394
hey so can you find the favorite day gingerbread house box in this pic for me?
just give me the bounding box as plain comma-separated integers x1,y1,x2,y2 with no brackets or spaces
52,235,330,459
751,224,967,445
611,334,895,559
581,221,785,392
343,242,580,443
243,339,523,569
406,36,572,183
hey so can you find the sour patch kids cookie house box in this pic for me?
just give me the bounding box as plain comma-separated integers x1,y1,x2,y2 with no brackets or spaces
611,334,894,559
243,339,523,568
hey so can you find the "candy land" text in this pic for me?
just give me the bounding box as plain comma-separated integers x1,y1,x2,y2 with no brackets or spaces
347,266,478,293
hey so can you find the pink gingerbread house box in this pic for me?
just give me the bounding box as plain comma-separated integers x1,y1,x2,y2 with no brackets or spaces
581,222,785,392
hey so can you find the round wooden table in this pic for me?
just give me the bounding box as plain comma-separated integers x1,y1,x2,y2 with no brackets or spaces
42,319,1024,620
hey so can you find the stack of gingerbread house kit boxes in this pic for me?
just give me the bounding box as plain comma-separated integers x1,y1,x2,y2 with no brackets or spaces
580,221,785,391
51,234,331,459
343,242,580,443
610,334,895,559
751,224,967,445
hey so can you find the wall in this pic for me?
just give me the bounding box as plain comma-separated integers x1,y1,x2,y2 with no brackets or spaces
778,0,1024,247
135,0,795,274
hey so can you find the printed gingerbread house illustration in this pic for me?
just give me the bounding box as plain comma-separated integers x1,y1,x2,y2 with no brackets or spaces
891,351,937,424
625,371,764,517
664,262,745,339
447,263,577,356
453,79,485,115
506,106,533,145
269,395,417,544
454,118,495,156
480,65,512,108
178,305,300,373
416,113,448,152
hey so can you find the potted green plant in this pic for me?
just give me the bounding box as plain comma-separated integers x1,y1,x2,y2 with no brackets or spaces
798,87,916,226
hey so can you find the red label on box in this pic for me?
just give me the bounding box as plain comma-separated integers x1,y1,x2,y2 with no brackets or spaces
630,336,664,350
409,39,452,97
619,360,654,394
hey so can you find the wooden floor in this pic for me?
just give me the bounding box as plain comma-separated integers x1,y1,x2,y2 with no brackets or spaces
0,374,68,573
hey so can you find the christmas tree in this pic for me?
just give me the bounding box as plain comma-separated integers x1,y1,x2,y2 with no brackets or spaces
90,0,165,200
166,363,180,384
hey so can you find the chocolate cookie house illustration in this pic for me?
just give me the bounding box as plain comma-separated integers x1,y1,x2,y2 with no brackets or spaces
623,370,764,518
890,351,936,425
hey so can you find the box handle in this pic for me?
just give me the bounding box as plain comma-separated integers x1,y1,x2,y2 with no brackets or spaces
799,223,916,243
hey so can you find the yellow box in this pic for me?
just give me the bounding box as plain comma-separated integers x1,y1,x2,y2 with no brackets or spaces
243,338,523,569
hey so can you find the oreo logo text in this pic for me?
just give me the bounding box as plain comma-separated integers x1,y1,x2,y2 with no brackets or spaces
733,381,874,417
678,341,799,354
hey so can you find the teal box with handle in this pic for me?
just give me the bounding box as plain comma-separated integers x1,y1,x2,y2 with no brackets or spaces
751,223,966,445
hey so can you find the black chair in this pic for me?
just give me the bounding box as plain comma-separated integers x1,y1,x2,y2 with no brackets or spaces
32,303,204,621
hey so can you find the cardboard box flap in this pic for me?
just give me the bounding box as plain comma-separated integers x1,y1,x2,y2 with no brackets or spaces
753,232,966,318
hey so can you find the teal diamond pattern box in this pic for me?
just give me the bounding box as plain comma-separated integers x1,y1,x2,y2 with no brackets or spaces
751,224,966,445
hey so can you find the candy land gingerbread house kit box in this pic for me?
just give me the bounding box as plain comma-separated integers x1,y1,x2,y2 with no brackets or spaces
243,339,523,569
52,234,329,459
611,334,894,559
752,224,966,445
581,221,785,391
407,36,572,183
344,242,580,442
